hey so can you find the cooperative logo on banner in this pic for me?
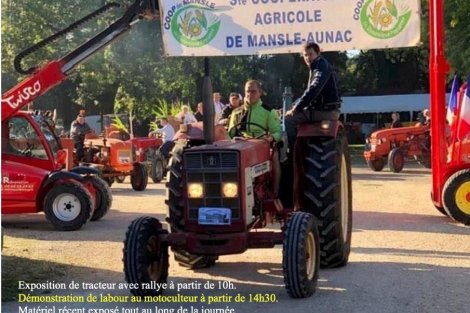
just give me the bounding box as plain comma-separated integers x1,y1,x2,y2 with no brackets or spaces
359,0,412,39
170,4,220,47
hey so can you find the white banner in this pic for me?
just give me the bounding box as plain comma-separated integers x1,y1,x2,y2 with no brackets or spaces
159,0,421,56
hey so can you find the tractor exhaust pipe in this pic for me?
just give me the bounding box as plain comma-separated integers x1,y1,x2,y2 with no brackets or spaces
202,58,214,144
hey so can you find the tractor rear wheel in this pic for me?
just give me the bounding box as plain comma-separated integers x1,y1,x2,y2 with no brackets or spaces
131,163,148,191
367,158,385,172
388,148,405,173
123,216,169,296
302,133,352,268
283,212,319,298
166,140,217,269
85,176,112,221
43,181,92,231
442,169,470,225
150,153,165,183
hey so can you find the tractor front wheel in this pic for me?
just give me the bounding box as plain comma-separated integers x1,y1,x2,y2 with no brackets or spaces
367,158,385,172
123,217,169,296
283,212,320,298
302,133,352,268
388,148,405,173
43,181,92,231
85,176,112,221
442,169,470,225
131,163,148,191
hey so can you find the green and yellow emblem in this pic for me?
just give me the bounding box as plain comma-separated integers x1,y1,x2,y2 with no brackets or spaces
360,0,412,39
171,5,220,47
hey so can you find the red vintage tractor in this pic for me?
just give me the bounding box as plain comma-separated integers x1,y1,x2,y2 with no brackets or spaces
123,79,353,297
130,137,166,183
1,110,112,230
87,113,166,184
364,125,430,173
79,136,148,190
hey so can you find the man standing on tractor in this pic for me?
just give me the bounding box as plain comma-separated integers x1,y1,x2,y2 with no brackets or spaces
228,80,282,196
70,114,93,162
285,42,341,152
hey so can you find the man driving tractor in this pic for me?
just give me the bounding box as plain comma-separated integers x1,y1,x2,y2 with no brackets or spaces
228,79,282,196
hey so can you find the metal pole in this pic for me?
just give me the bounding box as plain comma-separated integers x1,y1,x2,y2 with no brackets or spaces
202,57,214,144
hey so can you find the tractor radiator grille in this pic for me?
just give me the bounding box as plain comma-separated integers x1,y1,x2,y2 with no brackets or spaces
184,151,240,221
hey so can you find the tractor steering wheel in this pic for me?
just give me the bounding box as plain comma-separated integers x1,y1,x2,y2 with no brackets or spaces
228,121,270,140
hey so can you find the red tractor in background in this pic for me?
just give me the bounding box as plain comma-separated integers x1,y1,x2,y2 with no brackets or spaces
87,113,167,184
1,110,112,230
364,125,430,173
130,137,167,183
79,136,149,190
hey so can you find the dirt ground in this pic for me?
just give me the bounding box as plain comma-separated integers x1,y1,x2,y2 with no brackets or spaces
2,163,469,313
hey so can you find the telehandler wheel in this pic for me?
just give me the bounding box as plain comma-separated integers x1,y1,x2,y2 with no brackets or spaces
84,176,112,221
302,132,352,268
442,169,470,225
367,158,385,172
388,148,405,173
166,140,217,269
123,216,169,296
150,154,165,183
131,163,148,191
283,212,320,298
43,181,92,231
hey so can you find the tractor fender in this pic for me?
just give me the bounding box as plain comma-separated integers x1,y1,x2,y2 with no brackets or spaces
37,170,85,212
297,120,342,139
70,166,100,176
43,171,84,188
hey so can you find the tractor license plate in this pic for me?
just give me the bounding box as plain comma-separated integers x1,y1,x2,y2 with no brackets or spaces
198,207,231,225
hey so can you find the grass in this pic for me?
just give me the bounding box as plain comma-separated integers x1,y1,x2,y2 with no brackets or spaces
1,254,68,302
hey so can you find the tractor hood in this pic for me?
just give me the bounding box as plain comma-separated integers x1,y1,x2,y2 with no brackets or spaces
368,125,429,139
184,139,271,167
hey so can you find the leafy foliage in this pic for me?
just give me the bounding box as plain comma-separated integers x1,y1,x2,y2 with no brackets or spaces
2,0,470,131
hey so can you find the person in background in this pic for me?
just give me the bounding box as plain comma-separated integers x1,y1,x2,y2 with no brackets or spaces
194,102,204,122
175,105,197,124
218,92,242,126
70,114,93,162
213,92,225,115
390,112,403,128
423,109,431,125
148,117,175,142
149,117,175,159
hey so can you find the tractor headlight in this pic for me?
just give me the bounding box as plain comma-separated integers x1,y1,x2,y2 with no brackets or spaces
222,182,238,198
320,120,331,130
188,183,204,198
